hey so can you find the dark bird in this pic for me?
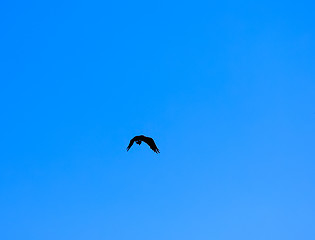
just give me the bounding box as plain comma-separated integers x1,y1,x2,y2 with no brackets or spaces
126,135,160,154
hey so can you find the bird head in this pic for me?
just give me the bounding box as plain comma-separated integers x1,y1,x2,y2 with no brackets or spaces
136,140,142,145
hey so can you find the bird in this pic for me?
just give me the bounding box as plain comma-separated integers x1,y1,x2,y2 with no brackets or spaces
126,135,160,153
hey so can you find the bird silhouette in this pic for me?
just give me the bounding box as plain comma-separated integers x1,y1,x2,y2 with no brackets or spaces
126,135,160,153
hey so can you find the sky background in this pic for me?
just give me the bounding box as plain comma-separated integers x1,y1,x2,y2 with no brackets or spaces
1,0,315,239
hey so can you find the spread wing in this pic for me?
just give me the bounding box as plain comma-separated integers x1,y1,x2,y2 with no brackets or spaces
126,138,135,151
144,137,160,154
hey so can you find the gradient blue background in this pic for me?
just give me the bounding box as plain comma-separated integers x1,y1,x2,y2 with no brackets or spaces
1,0,314,239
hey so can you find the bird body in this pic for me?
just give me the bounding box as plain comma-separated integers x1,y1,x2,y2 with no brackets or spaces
126,135,160,153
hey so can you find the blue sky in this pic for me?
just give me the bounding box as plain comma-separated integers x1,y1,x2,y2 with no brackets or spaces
1,0,314,239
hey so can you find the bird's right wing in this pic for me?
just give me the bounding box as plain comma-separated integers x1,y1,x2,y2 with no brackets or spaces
126,138,135,151
146,138,160,154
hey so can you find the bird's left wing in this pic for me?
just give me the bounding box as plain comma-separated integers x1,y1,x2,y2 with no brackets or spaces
126,138,135,151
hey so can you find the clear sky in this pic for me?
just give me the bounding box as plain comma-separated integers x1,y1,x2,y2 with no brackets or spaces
1,0,314,239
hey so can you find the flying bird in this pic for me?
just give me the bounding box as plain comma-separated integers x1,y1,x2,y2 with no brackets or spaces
126,135,160,153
